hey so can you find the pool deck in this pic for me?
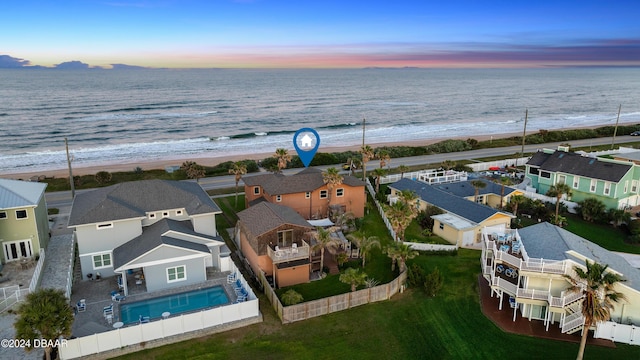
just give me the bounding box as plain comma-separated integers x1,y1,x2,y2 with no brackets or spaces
70,270,240,337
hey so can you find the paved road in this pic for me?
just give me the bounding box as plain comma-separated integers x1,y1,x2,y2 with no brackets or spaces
45,135,639,208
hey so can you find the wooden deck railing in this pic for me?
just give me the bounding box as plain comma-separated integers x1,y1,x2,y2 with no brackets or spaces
267,240,310,264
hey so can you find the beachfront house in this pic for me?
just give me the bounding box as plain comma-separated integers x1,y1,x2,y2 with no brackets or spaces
242,168,366,220
0,179,49,264
235,201,313,288
389,178,514,247
481,222,640,341
525,147,639,210
68,179,228,294
431,178,522,208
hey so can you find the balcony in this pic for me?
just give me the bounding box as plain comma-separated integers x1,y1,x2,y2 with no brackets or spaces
267,240,310,264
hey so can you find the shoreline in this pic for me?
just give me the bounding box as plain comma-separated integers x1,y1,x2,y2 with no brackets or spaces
0,124,627,180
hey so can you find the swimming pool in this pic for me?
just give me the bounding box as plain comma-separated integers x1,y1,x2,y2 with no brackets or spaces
119,286,229,324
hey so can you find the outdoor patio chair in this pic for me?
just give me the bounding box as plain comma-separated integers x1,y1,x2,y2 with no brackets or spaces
235,294,247,303
103,303,114,317
496,264,504,273
509,296,517,308
227,272,236,284
117,276,124,290
291,243,298,254
112,293,126,302
77,299,86,312
139,315,150,324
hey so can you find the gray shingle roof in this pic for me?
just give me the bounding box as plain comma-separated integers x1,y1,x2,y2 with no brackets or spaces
519,222,640,292
237,202,312,238
0,179,46,209
433,178,517,198
68,180,220,226
242,168,364,195
390,178,512,224
113,218,212,269
527,151,631,182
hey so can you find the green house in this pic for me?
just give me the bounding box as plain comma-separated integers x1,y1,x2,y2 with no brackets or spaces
0,179,49,263
525,148,640,210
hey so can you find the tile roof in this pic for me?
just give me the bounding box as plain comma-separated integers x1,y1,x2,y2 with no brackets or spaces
0,179,46,209
113,218,212,269
390,178,513,224
519,222,640,292
68,180,220,226
237,202,312,238
527,151,631,182
242,168,364,195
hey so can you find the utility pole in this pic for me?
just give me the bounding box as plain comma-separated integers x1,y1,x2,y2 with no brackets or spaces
65,137,75,198
518,109,528,167
611,104,621,150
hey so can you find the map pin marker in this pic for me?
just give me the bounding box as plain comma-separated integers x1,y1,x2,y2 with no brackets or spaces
293,128,320,167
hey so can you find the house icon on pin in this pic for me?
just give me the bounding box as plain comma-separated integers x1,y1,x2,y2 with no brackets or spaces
300,134,313,148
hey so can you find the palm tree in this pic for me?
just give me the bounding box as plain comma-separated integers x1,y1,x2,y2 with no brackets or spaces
322,167,344,217
471,179,487,203
181,161,206,182
398,189,419,218
547,183,572,225
372,167,388,193
496,176,513,209
339,268,368,292
385,200,414,241
606,208,631,228
14,288,74,360
385,245,400,271
440,159,456,170
397,164,410,179
273,148,291,173
309,226,342,273
376,149,391,169
577,198,606,222
346,232,380,267
509,194,526,216
360,145,374,180
228,161,247,206
564,260,626,360
393,242,418,272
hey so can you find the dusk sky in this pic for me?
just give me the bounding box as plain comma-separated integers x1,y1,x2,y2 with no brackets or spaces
2,0,640,68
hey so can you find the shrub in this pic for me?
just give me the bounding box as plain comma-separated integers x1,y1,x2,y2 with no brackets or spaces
407,264,426,288
424,267,444,297
281,289,304,305
95,171,112,185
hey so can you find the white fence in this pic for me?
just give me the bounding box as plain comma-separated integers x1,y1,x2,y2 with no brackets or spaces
0,249,46,313
595,321,640,345
59,261,260,359
405,242,457,252
523,191,578,214
366,179,397,241
467,157,530,172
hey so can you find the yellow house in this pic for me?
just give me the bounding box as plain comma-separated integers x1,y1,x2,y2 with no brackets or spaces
389,178,514,247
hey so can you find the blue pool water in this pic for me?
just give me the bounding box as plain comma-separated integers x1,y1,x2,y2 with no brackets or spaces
120,286,229,324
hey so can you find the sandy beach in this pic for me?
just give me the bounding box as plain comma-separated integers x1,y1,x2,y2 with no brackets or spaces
0,125,614,180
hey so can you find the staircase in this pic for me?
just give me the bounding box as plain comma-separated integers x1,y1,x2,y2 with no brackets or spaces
561,301,585,334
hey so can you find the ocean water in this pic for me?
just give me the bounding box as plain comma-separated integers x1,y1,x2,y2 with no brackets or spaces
1,68,640,174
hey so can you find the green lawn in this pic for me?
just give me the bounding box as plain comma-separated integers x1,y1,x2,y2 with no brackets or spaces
116,249,640,360
563,214,640,254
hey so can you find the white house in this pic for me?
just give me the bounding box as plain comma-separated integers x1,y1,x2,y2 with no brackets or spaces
68,180,228,295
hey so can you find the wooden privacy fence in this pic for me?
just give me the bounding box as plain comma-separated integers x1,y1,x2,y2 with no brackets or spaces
260,270,407,324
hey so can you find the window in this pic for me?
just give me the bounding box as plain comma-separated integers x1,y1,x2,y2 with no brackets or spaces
167,265,186,283
540,171,551,179
277,229,293,246
93,253,112,269
476,195,484,204
573,176,580,189
163,212,169,218
557,175,566,184
253,186,260,195
276,195,282,202
0,211,6,219
320,190,328,199
176,210,183,216
528,167,539,175
590,179,597,193
632,180,638,193
604,182,611,196
149,213,156,219
439,223,444,230
96,222,113,229
624,180,629,193
15,210,27,219
305,192,311,199
336,188,344,197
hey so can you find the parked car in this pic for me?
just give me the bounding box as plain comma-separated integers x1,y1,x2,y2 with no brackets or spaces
631,131,640,136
